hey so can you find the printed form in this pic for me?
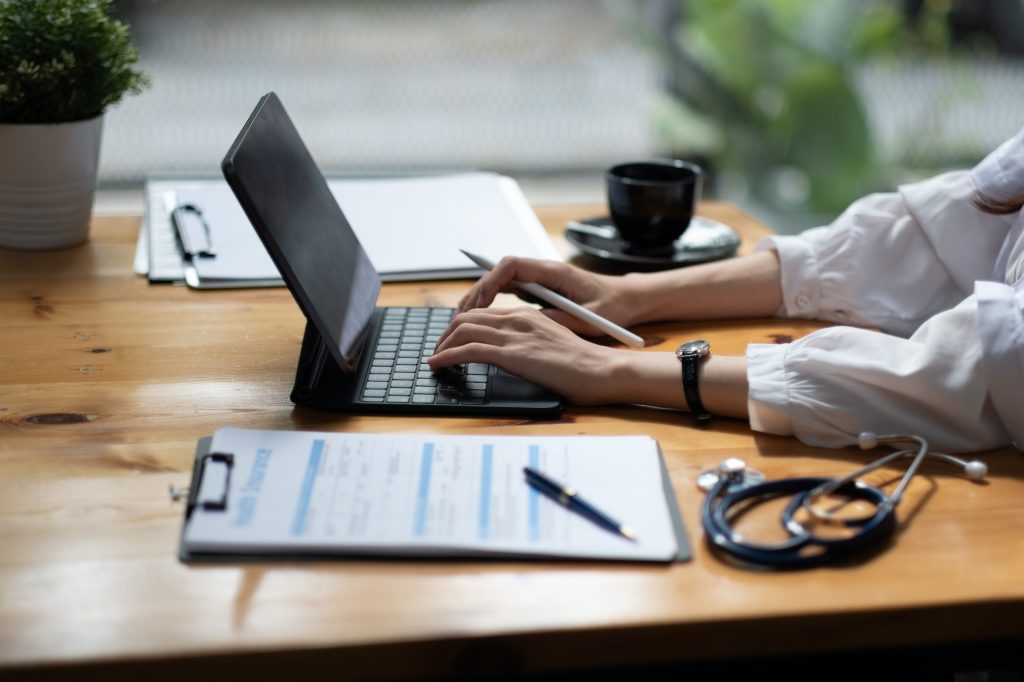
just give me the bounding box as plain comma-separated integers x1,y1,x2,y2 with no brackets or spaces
183,427,682,562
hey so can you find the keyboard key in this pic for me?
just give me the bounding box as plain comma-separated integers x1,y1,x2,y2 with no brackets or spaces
412,394,436,404
438,381,466,392
466,363,490,375
363,389,386,397
361,396,385,403
367,310,462,395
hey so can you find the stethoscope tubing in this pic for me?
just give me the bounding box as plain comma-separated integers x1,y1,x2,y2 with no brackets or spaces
698,434,986,570
702,475,896,569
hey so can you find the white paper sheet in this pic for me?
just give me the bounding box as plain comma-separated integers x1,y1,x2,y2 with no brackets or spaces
330,173,561,279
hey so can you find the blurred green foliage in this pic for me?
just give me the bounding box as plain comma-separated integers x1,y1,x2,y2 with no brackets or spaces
641,0,954,214
0,0,149,123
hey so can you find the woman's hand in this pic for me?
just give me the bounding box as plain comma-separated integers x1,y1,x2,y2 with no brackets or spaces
429,305,750,416
457,257,642,336
429,306,627,405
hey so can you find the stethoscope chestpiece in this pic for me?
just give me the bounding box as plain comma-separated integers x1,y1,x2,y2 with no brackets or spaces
696,458,766,494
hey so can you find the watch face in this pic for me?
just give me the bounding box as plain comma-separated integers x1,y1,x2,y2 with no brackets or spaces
676,339,710,358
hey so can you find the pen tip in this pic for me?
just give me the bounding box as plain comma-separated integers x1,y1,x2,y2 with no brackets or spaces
620,526,638,542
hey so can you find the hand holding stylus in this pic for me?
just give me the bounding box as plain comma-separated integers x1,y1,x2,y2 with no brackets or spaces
456,251,645,347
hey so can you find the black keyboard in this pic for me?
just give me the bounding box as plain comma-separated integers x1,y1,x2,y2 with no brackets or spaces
359,307,493,405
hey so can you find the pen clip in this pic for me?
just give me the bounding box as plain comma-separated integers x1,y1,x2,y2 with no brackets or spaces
172,203,217,258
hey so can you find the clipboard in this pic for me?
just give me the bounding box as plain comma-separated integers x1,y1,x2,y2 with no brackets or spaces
177,428,692,564
140,173,562,288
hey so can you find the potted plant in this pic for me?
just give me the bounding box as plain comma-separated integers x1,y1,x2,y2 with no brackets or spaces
0,0,148,250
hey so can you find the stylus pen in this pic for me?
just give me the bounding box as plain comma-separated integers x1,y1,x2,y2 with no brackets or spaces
523,467,637,542
459,250,645,348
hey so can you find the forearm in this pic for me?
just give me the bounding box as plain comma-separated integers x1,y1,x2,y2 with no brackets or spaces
604,351,749,418
619,250,782,324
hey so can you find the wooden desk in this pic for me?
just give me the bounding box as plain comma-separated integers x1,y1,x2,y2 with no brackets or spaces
1,203,1022,679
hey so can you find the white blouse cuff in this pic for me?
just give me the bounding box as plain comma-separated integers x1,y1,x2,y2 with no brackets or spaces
746,342,794,436
756,235,822,318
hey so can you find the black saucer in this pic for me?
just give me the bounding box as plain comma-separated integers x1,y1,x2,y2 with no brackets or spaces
565,216,741,267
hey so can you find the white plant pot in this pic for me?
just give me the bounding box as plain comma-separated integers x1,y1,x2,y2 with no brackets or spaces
0,116,103,250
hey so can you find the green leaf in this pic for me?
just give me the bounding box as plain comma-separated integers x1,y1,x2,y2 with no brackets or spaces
0,0,149,123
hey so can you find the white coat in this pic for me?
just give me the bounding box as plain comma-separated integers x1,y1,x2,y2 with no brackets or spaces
746,127,1024,453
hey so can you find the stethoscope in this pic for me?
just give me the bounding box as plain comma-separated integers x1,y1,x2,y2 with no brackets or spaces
697,433,989,569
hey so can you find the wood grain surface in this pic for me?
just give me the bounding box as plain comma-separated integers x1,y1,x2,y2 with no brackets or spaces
1,203,1022,679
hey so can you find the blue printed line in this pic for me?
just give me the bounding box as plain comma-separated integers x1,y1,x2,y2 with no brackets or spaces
291,439,325,536
528,445,540,542
414,442,434,536
479,444,494,540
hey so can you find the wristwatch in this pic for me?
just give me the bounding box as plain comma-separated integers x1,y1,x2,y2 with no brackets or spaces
675,339,711,423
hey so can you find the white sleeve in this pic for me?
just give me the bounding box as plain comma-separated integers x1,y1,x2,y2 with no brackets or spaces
757,171,1011,337
746,295,1013,453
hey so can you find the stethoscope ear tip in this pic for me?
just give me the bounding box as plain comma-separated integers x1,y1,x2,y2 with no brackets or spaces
965,460,988,480
858,432,878,450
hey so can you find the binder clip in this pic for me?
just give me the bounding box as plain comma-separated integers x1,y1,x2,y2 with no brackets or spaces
185,452,234,519
172,203,217,258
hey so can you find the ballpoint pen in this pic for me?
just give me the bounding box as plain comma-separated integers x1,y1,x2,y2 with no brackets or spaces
523,466,637,541
459,249,645,348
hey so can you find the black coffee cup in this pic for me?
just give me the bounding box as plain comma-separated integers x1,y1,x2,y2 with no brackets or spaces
606,160,702,251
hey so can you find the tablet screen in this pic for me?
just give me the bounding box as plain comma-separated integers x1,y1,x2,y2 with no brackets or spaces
222,93,380,372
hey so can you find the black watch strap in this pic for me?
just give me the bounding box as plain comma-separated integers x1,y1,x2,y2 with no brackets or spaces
676,340,711,423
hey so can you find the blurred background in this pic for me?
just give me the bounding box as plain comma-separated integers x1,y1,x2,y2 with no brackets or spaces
100,0,1024,234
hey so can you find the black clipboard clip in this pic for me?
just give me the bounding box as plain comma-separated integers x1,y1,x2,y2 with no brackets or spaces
172,203,217,258
184,452,234,519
